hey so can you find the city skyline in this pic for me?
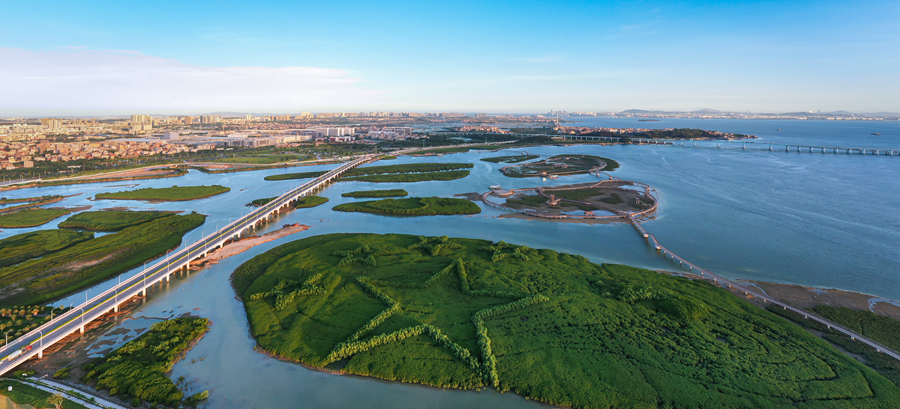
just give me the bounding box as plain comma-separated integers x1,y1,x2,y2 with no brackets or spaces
2,0,898,115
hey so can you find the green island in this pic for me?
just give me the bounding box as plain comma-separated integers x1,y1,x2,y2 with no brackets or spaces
266,163,474,183
0,208,76,228
342,189,409,198
0,229,94,269
501,154,618,178
294,195,329,208
233,233,900,409
0,379,88,409
1,305,73,346
94,185,230,201
0,213,206,306
342,170,469,183
264,171,326,181
58,210,173,231
247,197,275,207
379,155,398,160
0,195,64,215
480,154,539,164
83,317,210,407
333,197,480,216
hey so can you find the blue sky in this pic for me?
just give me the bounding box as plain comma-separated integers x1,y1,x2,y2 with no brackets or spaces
1,0,898,115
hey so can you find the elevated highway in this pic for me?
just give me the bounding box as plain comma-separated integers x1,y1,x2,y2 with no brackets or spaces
0,154,379,374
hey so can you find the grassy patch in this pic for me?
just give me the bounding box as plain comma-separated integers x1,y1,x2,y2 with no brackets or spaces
0,213,206,306
505,195,547,207
264,171,327,181
345,163,473,176
810,306,900,352
94,185,230,201
234,233,900,408
59,210,173,231
0,208,74,228
481,155,539,163
248,197,275,207
342,170,470,183
380,155,398,160
599,192,624,204
342,189,409,198
295,196,329,208
333,197,480,216
83,317,210,407
0,379,88,409
0,230,94,268
216,154,307,164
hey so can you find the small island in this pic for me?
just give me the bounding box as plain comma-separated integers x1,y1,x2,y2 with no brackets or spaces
500,154,617,178
333,197,480,216
94,185,230,201
233,233,900,409
266,163,474,183
484,180,658,221
0,207,78,228
342,189,409,198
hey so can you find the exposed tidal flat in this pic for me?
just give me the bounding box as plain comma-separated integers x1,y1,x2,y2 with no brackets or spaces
2,120,899,408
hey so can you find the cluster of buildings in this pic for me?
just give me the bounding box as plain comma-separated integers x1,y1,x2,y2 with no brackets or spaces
0,138,215,171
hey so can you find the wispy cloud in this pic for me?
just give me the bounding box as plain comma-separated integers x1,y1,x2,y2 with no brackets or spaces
0,48,378,113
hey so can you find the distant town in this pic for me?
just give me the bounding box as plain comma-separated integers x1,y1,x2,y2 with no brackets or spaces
0,109,893,174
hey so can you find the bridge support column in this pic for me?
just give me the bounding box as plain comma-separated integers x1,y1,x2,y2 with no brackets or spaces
114,304,118,313
38,350,43,359
79,325,84,334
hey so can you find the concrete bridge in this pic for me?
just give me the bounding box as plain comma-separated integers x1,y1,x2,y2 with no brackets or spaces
627,215,900,363
0,154,381,374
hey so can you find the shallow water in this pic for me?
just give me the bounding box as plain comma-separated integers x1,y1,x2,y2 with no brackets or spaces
2,119,899,407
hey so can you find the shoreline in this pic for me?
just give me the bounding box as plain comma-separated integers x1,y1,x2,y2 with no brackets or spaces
659,270,900,321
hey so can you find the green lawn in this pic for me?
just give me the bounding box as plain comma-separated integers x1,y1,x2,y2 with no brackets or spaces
233,233,900,409
59,210,173,231
94,185,230,201
295,196,329,208
0,379,88,409
0,208,74,228
333,197,480,216
0,213,206,306
342,189,409,198
83,318,209,407
0,229,94,268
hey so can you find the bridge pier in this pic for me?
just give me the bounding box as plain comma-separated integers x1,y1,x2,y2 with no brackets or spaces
38,350,42,359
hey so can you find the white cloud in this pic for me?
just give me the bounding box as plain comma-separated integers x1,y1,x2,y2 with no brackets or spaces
0,48,379,114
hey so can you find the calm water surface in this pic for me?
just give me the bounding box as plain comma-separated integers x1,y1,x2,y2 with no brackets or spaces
2,119,899,408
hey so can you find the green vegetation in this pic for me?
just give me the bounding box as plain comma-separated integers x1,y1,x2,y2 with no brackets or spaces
0,195,64,215
342,170,470,183
380,155,398,160
809,306,900,352
235,233,900,409
1,305,73,345
59,210,172,231
0,230,94,268
0,379,87,409
505,195,548,208
333,197,480,216
294,195,329,208
83,317,210,407
767,305,900,388
600,192,624,204
264,170,326,181
629,128,721,140
94,185,230,201
481,155,539,163
0,208,74,228
344,163,473,176
247,197,275,207
215,154,308,164
342,189,409,198
501,154,618,178
0,213,206,306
